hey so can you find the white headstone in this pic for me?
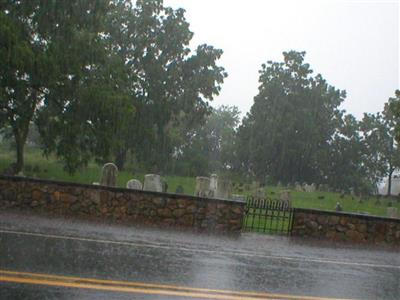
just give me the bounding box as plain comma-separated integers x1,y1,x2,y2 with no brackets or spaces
126,179,143,190
279,190,291,206
209,174,218,197
143,174,163,192
387,207,398,218
232,194,246,201
215,179,232,199
303,183,316,193
251,181,260,191
252,187,265,199
100,163,118,187
195,177,211,197
295,182,303,192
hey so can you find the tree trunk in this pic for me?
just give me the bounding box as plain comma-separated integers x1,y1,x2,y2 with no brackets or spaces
387,172,392,196
16,137,25,173
8,90,38,175
387,168,393,196
387,137,394,196
13,131,27,174
115,149,127,171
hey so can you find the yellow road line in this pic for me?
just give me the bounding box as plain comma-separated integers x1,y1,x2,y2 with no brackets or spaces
0,269,354,300
0,275,267,300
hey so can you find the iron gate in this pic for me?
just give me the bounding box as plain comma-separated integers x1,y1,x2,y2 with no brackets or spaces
243,197,294,235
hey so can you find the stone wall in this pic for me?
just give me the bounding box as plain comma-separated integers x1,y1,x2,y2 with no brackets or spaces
0,176,244,232
292,208,400,246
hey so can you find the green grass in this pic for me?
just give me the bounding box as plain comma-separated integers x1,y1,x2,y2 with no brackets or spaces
263,186,400,217
0,146,196,194
1,146,399,218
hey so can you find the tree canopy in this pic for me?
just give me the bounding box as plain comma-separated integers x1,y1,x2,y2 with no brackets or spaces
237,51,345,185
0,0,226,174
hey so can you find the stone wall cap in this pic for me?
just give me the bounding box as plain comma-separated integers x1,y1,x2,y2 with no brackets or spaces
0,175,246,205
293,207,400,223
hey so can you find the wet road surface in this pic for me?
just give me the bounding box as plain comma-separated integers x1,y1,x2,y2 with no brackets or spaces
0,211,399,299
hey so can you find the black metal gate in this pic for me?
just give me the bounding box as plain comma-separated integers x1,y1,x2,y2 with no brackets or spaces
243,197,294,235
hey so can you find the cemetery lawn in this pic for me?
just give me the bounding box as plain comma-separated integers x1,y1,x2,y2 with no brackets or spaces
1,147,399,218
264,186,400,218
0,147,197,195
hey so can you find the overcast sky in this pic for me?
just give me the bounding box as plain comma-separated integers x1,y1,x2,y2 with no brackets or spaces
164,0,399,119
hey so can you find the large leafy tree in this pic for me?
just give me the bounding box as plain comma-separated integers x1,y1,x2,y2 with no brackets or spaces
108,0,227,171
237,51,345,184
35,1,132,173
1,0,226,174
0,1,49,173
0,0,126,173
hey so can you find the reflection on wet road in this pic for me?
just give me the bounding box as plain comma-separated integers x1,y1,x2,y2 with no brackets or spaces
0,211,399,299
0,269,347,300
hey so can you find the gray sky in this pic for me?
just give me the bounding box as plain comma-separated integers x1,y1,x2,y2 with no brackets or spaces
165,0,399,119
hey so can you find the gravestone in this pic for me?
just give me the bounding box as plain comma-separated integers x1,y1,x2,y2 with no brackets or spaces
175,185,184,194
252,187,265,199
319,184,329,192
92,182,99,185
143,174,163,192
279,190,291,206
335,202,343,212
295,182,303,192
251,181,260,191
195,177,211,197
209,174,218,197
303,183,316,193
161,178,168,193
215,179,233,199
387,207,398,218
279,190,292,202
126,179,143,190
232,194,246,201
100,163,118,187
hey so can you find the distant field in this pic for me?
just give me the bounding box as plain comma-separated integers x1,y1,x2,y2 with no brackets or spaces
1,146,399,218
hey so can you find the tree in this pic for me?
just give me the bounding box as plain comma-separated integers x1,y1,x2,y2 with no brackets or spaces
0,0,120,173
362,93,400,195
389,90,400,142
0,1,46,173
326,114,372,193
107,0,227,171
174,105,240,176
1,0,226,174
237,51,345,184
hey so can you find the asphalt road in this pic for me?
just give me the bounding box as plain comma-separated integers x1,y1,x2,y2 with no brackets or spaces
0,211,399,300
